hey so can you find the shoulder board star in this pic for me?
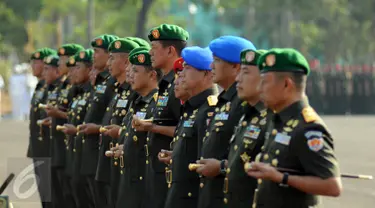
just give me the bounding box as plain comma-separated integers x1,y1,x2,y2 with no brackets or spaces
302,107,319,123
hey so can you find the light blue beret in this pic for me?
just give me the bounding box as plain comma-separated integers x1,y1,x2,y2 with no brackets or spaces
181,46,213,71
209,36,256,63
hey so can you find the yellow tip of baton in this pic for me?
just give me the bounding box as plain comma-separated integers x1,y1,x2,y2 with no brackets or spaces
99,127,108,133
188,163,202,171
38,104,47,109
56,125,66,131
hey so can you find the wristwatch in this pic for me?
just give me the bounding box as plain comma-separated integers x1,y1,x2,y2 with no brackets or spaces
279,172,289,187
219,160,227,175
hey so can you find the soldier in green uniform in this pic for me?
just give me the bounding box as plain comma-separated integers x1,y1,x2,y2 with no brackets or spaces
91,38,140,207
158,46,215,208
43,44,84,208
132,24,188,208
62,49,95,208
27,48,56,208
115,48,161,208
191,36,255,208
245,48,342,208
76,34,118,207
195,49,271,208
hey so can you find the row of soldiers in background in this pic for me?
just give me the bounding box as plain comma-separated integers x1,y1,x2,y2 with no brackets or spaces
27,23,341,208
307,65,375,115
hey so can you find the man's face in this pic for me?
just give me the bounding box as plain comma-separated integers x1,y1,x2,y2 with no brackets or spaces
31,59,44,77
181,65,208,92
236,65,261,101
108,53,127,78
211,56,232,85
75,62,90,84
259,72,284,109
174,71,190,101
149,41,169,68
58,56,69,76
93,48,109,70
43,65,59,84
130,65,153,92
67,66,77,84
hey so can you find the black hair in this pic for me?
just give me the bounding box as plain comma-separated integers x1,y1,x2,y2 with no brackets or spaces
160,40,187,56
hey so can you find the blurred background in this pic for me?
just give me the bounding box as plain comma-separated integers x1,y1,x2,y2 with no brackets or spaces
1,0,375,119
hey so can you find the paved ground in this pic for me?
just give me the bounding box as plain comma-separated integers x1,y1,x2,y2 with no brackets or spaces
0,116,374,207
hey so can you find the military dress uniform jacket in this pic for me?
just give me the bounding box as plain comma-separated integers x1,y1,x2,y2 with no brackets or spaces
27,80,47,158
143,70,180,208
254,100,339,208
198,82,243,208
49,76,75,167
116,88,158,208
81,70,116,176
66,82,92,179
96,81,137,183
224,102,271,207
109,87,138,204
164,88,216,208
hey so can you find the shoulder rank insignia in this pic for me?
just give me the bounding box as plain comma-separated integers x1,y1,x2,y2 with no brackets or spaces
207,95,218,106
302,107,319,123
153,93,158,102
241,101,247,106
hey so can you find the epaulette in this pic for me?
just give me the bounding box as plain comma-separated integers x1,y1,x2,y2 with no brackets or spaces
207,95,218,106
302,106,319,123
153,92,159,102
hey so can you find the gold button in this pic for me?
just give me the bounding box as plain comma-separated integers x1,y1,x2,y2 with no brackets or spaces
216,128,219,132
215,108,219,112
139,176,143,180
271,159,278,167
146,160,149,164
106,107,109,111
226,168,231,174
272,129,277,135
206,132,209,137
82,139,85,143
261,146,265,151
200,183,204,188
275,150,280,155
255,153,262,162
77,116,80,120
200,157,204,160
234,145,238,150
130,108,134,113
223,198,228,204
242,121,247,126
183,113,187,117
252,203,256,208
263,154,269,160
169,159,172,164
120,170,123,174
73,149,76,152
168,184,171,188
133,135,138,142
146,137,149,142
114,161,118,166
182,133,186,137
125,132,129,136
188,192,192,197
258,179,262,184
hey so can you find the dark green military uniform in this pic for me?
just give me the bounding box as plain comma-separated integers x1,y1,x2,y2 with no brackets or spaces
253,49,340,208
224,102,270,207
116,88,158,207
143,24,188,208
50,44,84,208
164,88,215,208
94,38,140,207
109,83,138,205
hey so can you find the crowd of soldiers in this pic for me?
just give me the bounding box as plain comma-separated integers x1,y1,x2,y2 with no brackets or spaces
27,23,342,208
307,65,375,115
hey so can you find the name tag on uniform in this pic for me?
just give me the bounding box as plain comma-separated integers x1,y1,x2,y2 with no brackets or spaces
183,120,194,127
244,125,261,139
214,112,229,121
135,112,146,119
96,85,107,94
116,99,128,108
275,133,291,145
157,96,169,107
78,99,86,106
71,100,78,108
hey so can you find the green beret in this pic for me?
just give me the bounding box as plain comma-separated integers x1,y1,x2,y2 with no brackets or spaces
58,44,85,56
148,24,189,41
258,48,310,75
129,47,150,57
66,56,77,67
43,55,59,67
91,34,119,50
240,49,268,66
75,49,94,63
108,38,140,53
31,48,57,60
125,37,150,48
129,49,152,66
